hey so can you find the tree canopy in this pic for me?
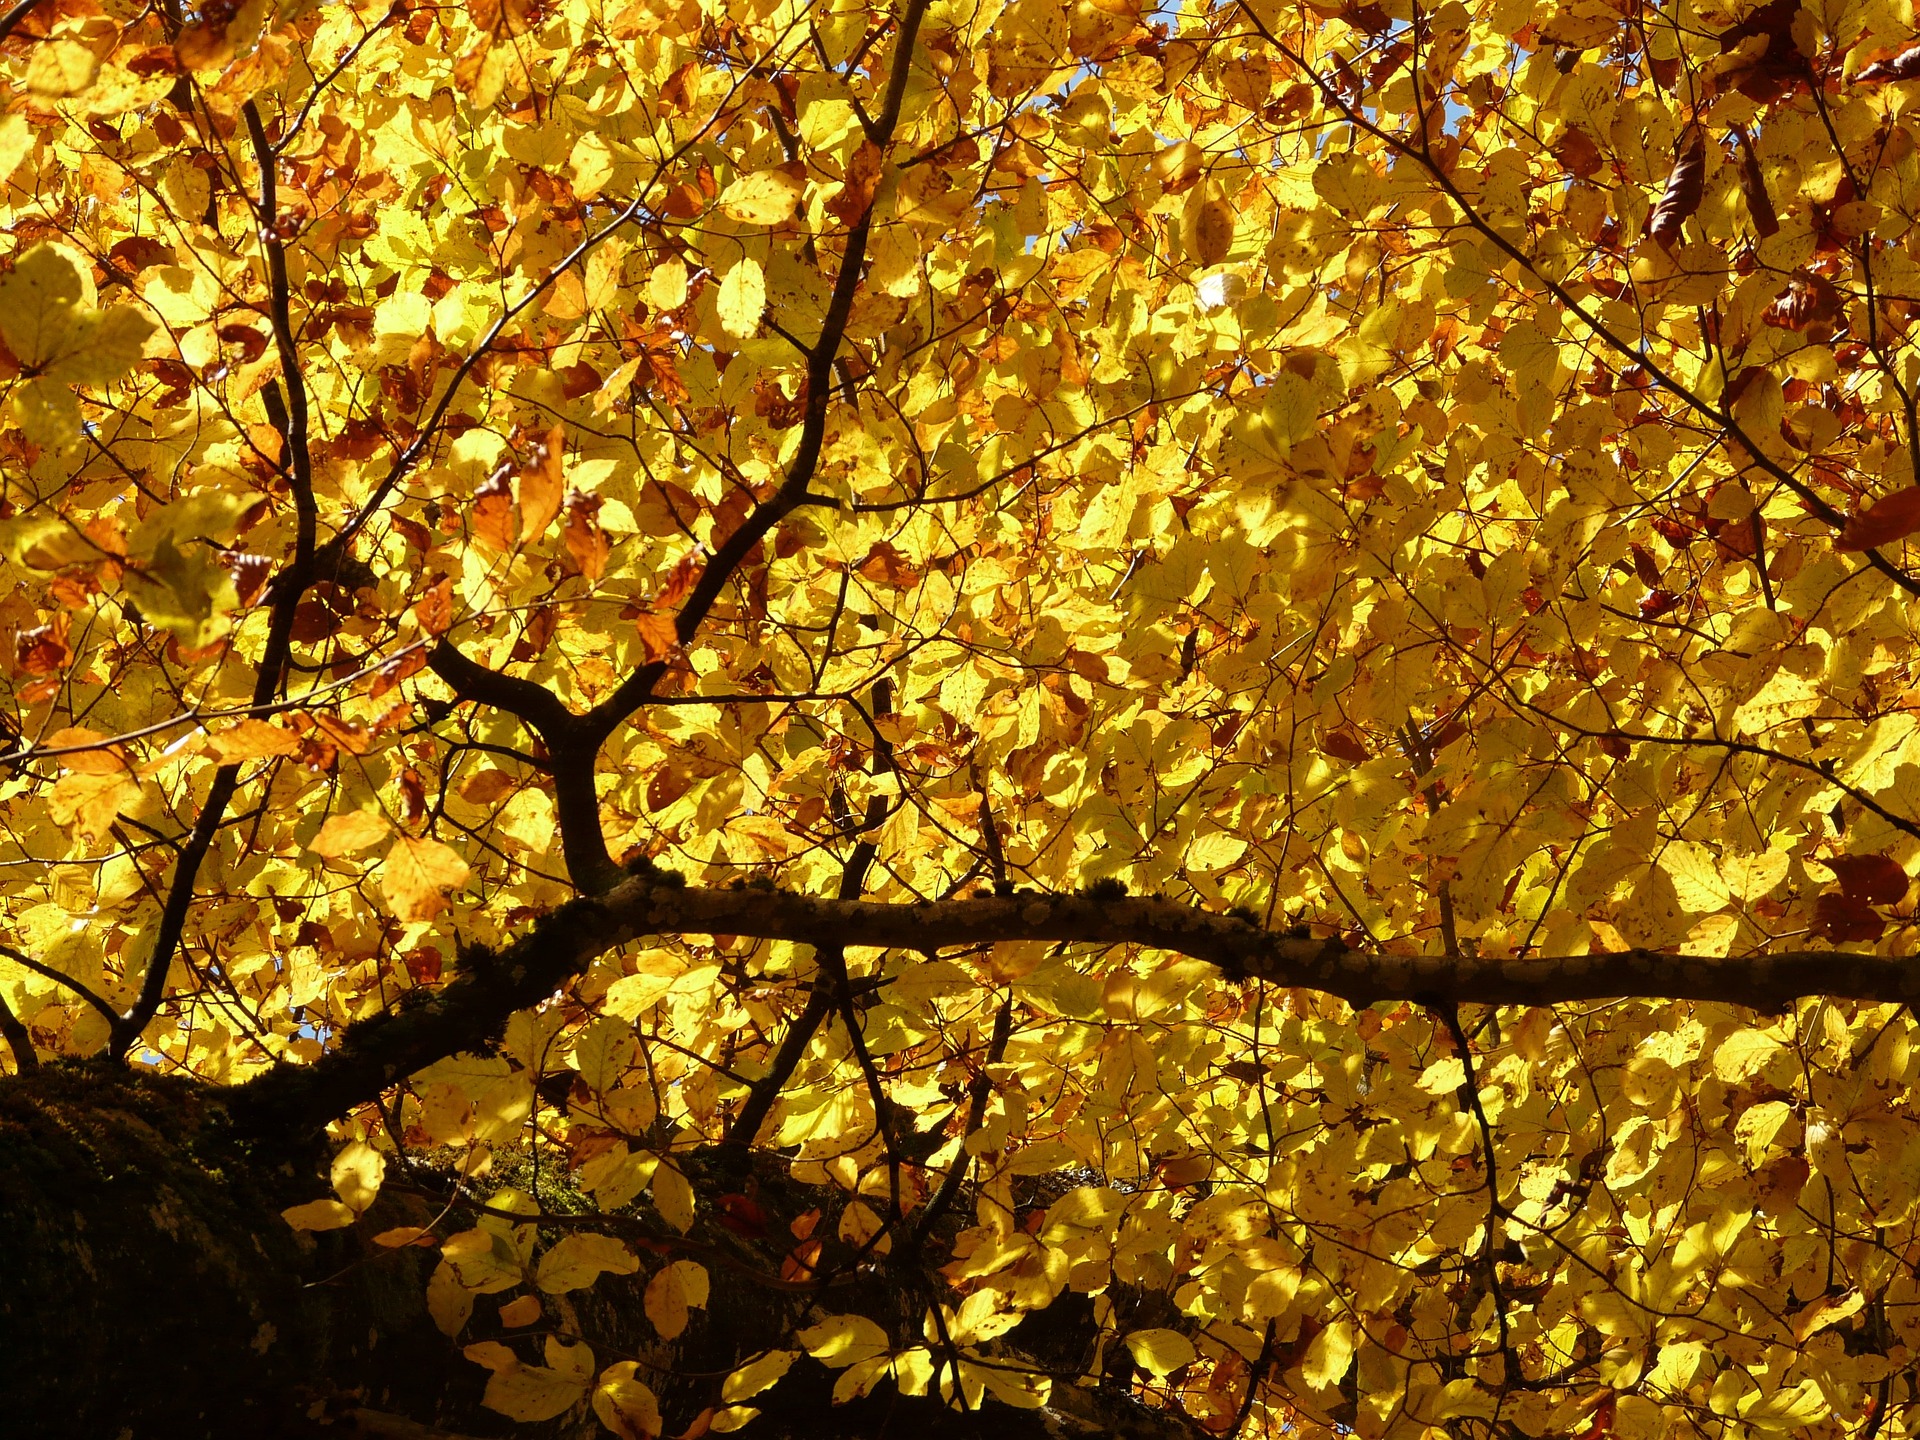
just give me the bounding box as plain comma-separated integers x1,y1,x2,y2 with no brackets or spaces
8,0,1920,1434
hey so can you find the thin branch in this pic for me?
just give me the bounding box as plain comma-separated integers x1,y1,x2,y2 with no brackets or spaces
583,0,934,744
0,0,48,47
108,103,323,1059
914,988,1013,1241
0,943,119,1025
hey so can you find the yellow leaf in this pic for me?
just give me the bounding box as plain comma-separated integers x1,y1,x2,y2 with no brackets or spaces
1415,1057,1466,1095
1712,1029,1784,1083
594,1362,663,1440
428,1260,474,1336
372,1226,435,1248
644,1258,709,1339
47,772,136,841
648,258,689,311
0,115,31,185
309,810,392,858
206,719,303,762
380,835,471,921
535,1232,640,1293
651,1159,695,1232
716,258,766,339
1124,1328,1195,1378
797,1313,891,1367
443,1227,527,1293
1300,1319,1354,1389
26,40,99,97
571,134,615,199
1661,842,1729,913
1153,140,1204,192
1790,1288,1863,1343
1193,198,1234,266
721,1350,796,1403
1737,1378,1829,1430
0,244,153,384
281,1198,355,1231
330,1139,385,1213
467,1337,593,1422
719,169,803,225
1723,849,1789,902
498,1294,542,1327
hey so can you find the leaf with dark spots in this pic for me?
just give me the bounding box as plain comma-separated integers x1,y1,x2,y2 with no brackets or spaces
1649,129,1705,252
1553,126,1603,177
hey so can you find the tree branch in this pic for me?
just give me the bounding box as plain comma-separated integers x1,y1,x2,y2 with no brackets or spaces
583,0,933,743
0,943,120,1025
109,103,323,1059
0,989,37,1071
0,0,47,46
228,877,1920,1139
425,639,613,889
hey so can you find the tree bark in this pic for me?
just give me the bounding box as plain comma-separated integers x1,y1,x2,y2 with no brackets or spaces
1,1066,1209,1440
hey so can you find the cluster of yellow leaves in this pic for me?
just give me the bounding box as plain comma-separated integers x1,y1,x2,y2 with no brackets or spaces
18,0,1920,1433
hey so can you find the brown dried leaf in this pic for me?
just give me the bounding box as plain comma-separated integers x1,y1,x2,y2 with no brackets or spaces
1648,128,1705,252
1836,488,1920,552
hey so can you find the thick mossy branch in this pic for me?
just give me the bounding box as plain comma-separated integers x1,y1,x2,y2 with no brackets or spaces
230,877,1920,1139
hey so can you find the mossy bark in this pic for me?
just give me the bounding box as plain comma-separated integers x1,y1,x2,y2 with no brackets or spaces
1,1068,1207,1440
0,1067,463,1438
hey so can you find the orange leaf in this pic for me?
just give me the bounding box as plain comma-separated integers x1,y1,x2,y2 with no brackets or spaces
381,835,472,922
414,577,455,636
1836,488,1920,551
634,612,679,663
519,423,565,542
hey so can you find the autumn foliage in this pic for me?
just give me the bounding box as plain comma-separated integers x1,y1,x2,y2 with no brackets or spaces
14,0,1920,1435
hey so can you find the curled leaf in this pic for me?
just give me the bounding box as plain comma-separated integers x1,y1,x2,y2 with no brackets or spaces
1648,127,1705,251
1731,126,1778,237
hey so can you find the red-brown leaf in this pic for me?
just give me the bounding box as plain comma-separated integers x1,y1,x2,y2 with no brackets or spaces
1825,854,1910,905
1553,126,1603,178
1761,271,1844,342
1638,587,1682,619
1732,127,1779,237
1319,727,1370,765
1815,891,1885,943
1649,128,1706,251
1718,0,1812,102
1836,488,1920,551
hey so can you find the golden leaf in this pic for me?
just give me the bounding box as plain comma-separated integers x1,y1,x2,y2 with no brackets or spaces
309,810,392,858
380,835,471,922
